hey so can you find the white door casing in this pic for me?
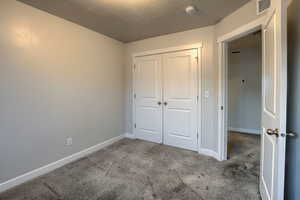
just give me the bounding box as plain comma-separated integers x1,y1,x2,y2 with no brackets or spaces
217,17,267,162
260,0,287,199
162,49,199,151
134,55,163,143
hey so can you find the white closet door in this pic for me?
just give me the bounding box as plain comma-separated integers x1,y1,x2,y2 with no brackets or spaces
162,49,198,151
134,55,163,143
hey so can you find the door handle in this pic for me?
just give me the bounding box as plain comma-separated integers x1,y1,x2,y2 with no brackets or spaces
267,129,297,138
164,102,168,106
157,101,162,106
266,128,280,137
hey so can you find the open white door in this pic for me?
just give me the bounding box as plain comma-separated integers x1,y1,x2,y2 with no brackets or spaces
260,0,287,199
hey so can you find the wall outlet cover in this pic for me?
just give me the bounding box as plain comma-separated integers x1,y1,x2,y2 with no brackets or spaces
204,90,210,98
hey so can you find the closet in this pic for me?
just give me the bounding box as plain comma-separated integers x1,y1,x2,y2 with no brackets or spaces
133,47,200,151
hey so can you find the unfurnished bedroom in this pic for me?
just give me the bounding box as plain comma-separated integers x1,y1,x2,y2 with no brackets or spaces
0,0,298,200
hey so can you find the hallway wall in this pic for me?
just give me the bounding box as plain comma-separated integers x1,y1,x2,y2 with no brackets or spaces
228,33,262,134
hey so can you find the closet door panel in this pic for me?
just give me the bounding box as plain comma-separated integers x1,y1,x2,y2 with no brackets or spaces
163,49,198,151
134,55,163,143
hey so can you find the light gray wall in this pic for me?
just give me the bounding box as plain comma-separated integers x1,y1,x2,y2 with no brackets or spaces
0,0,124,183
228,33,262,133
285,0,300,199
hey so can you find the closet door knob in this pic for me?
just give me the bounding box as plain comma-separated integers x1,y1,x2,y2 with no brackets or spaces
157,101,162,106
164,102,168,106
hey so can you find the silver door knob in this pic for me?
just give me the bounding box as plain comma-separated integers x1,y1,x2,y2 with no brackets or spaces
266,128,280,137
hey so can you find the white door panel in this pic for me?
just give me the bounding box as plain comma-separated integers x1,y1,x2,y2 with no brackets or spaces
134,55,163,143
260,0,287,199
163,49,198,151
264,13,277,116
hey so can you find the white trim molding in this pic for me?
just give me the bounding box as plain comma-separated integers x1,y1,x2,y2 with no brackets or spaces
133,43,203,57
0,134,125,193
217,17,266,43
228,127,261,135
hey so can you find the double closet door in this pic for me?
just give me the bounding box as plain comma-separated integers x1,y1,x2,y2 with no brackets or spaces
134,49,199,151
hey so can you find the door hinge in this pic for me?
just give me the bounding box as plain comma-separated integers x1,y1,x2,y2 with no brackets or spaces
133,64,136,70
221,106,224,110
197,132,199,139
197,96,199,101
134,93,136,99
134,123,137,129
195,57,199,63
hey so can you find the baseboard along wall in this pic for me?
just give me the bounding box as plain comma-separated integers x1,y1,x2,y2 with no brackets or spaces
0,134,125,193
228,127,261,135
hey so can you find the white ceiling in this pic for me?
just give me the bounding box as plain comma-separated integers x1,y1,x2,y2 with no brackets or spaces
18,0,251,43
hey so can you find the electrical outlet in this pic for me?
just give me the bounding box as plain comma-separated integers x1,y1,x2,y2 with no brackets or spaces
66,138,72,146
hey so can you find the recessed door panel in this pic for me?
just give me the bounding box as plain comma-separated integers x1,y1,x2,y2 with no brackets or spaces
165,56,191,98
134,55,162,143
163,49,198,151
139,60,157,98
167,108,191,138
264,14,277,116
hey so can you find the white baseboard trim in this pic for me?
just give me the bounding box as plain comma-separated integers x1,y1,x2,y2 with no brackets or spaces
228,127,261,135
198,148,220,161
125,132,136,139
0,134,125,193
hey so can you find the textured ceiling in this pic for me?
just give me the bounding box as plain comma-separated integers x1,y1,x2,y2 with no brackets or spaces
18,0,251,43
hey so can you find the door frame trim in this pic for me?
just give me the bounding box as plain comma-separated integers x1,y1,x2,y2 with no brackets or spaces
132,43,203,153
133,43,203,57
217,17,266,161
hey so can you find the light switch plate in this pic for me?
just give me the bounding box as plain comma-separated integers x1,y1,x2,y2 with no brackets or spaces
204,90,209,98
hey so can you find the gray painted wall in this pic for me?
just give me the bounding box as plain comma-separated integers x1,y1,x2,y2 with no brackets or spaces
228,33,262,133
0,0,124,183
285,0,300,199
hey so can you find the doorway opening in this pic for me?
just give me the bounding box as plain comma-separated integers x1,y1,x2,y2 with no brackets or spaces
218,12,288,199
217,18,265,161
227,31,262,160
217,24,264,198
